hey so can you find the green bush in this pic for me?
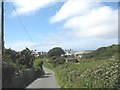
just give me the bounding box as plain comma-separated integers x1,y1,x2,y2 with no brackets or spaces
54,57,66,65
48,57,66,67
2,47,41,88
43,59,54,70
11,69,38,88
48,56,59,63
16,63,27,72
33,59,43,71
2,61,17,88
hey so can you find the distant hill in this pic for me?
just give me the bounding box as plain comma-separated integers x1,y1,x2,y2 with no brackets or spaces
81,44,119,60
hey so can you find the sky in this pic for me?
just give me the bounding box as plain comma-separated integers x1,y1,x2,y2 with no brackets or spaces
4,0,119,52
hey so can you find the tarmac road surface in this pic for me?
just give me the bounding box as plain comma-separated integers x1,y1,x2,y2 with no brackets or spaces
26,67,60,88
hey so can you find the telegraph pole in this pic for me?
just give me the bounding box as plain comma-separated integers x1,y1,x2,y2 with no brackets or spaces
0,0,4,89
1,0,4,55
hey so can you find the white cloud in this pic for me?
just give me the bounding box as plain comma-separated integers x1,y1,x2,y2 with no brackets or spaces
50,0,101,23
7,0,118,51
12,0,53,16
5,41,35,51
5,39,61,52
64,6,118,39
50,0,118,39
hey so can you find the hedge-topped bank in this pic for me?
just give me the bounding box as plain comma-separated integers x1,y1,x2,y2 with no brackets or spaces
3,59,45,88
44,44,119,88
54,58,118,88
10,68,43,88
44,55,118,88
3,48,45,88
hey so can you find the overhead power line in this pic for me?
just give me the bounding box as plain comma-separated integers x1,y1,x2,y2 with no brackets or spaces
10,2,33,42
10,2,37,50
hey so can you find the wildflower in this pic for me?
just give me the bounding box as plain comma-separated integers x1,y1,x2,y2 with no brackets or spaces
111,66,114,68
105,71,109,74
80,74,83,77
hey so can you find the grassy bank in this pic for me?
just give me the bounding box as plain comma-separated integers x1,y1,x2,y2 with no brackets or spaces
43,58,54,70
44,57,118,88
56,58,118,88
43,44,119,88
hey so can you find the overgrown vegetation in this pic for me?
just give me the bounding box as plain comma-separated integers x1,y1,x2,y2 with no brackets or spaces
33,59,43,71
3,44,119,88
44,44,119,88
48,56,66,67
2,48,44,88
81,44,119,60
54,58,118,88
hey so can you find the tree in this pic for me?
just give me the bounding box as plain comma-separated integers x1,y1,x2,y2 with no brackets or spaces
19,48,35,68
48,47,65,57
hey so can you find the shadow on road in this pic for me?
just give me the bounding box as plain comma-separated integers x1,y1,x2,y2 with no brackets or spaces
45,73,52,75
40,75,50,78
39,72,52,78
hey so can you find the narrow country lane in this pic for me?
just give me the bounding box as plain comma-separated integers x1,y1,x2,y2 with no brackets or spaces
26,67,60,88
